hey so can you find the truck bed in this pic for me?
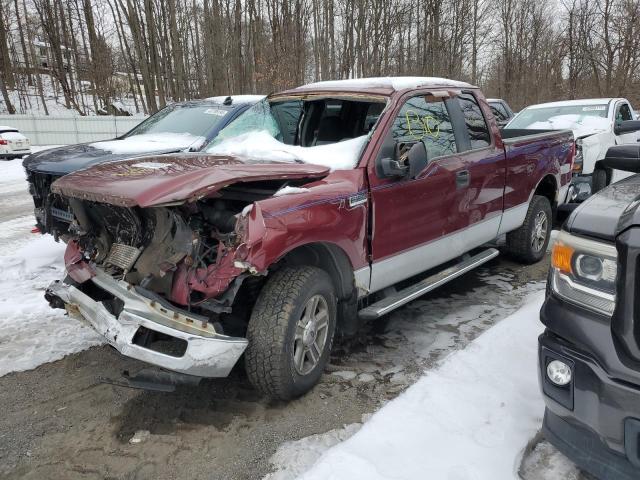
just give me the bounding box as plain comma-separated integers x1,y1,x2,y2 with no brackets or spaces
500,128,573,144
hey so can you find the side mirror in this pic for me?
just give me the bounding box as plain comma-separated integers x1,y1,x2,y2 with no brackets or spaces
601,145,640,173
376,141,430,179
614,120,640,136
378,157,408,178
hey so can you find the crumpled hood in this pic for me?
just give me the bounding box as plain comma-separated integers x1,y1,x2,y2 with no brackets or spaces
566,174,640,242
23,134,203,175
572,127,608,141
51,154,330,207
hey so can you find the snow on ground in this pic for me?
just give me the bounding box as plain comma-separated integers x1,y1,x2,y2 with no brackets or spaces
0,236,104,377
520,440,582,479
264,423,364,480
2,75,145,116
0,151,103,377
0,158,28,191
268,292,553,480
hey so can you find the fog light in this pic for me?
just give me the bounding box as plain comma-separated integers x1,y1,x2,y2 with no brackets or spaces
547,360,572,386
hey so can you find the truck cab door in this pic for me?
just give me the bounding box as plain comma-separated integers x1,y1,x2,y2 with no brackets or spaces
614,102,639,144
367,93,469,293
612,101,640,183
454,93,507,249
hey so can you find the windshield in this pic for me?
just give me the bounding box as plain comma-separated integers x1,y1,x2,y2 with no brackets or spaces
208,100,289,145
205,97,386,170
124,104,231,138
508,104,609,130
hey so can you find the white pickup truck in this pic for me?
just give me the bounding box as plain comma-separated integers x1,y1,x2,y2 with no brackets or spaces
506,98,640,204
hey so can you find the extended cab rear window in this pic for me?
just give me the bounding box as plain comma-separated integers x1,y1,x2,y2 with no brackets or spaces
458,93,491,149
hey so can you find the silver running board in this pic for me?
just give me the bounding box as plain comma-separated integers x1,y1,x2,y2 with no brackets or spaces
358,248,499,320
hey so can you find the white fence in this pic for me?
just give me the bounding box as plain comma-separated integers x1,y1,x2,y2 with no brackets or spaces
0,114,146,146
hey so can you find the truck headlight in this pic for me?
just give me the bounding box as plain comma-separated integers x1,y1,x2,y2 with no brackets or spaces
572,140,583,173
551,231,617,316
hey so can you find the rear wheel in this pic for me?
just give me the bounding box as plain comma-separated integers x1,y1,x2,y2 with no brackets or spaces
504,195,552,264
245,266,337,400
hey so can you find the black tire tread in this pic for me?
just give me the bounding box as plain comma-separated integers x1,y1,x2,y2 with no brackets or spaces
244,265,334,400
504,195,552,264
592,168,607,194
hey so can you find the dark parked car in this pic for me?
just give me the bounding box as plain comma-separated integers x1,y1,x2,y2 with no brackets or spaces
486,98,515,127
540,144,640,480
23,95,263,239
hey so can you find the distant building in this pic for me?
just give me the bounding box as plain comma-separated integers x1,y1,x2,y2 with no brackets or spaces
12,37,77,72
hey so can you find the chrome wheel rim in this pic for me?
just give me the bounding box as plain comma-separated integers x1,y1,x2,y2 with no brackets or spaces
293,294,329,376
531,211,548,252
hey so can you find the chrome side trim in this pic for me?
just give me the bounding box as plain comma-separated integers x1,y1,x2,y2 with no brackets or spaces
369,216,501,293
359,248,499,319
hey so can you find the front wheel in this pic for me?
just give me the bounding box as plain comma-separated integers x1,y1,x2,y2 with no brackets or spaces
245,266,337,400
592,168,608,194
504,195,552,264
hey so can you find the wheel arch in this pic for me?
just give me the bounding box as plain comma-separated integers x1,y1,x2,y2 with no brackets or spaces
280,242,355,301
279,242,360,337
534,174,558,207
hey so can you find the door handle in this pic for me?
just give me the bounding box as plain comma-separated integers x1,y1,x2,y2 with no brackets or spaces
456,170,470,188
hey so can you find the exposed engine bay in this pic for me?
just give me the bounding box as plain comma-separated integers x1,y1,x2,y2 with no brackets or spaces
63,180,295,320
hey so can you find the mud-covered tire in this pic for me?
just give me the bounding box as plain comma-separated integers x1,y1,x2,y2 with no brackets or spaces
504,195,552,264
245,266,337,400
592,168,608,194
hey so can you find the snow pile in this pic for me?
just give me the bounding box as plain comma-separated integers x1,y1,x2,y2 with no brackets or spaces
91,132,206,154
525,115,609,135
264,424,363,480
207,131,367,170
301,76,472,90
270,292,546,480
0,236,104,377
273,186,311,197
0,157,27,189
519,441,582,479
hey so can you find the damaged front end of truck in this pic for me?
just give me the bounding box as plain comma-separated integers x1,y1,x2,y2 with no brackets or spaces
44,154,331,377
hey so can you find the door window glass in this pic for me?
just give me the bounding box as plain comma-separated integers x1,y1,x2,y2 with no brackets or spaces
490,105,508,122
391,96,457,159
617,103,633,121
459,93,491,149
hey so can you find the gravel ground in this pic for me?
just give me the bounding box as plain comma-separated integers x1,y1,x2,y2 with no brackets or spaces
0,155,583,479
0,254,559,480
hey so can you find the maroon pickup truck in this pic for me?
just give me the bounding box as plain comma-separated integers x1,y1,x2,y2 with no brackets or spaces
45,77,574,399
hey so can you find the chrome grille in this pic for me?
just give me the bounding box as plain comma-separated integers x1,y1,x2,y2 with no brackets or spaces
105,243,141,271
